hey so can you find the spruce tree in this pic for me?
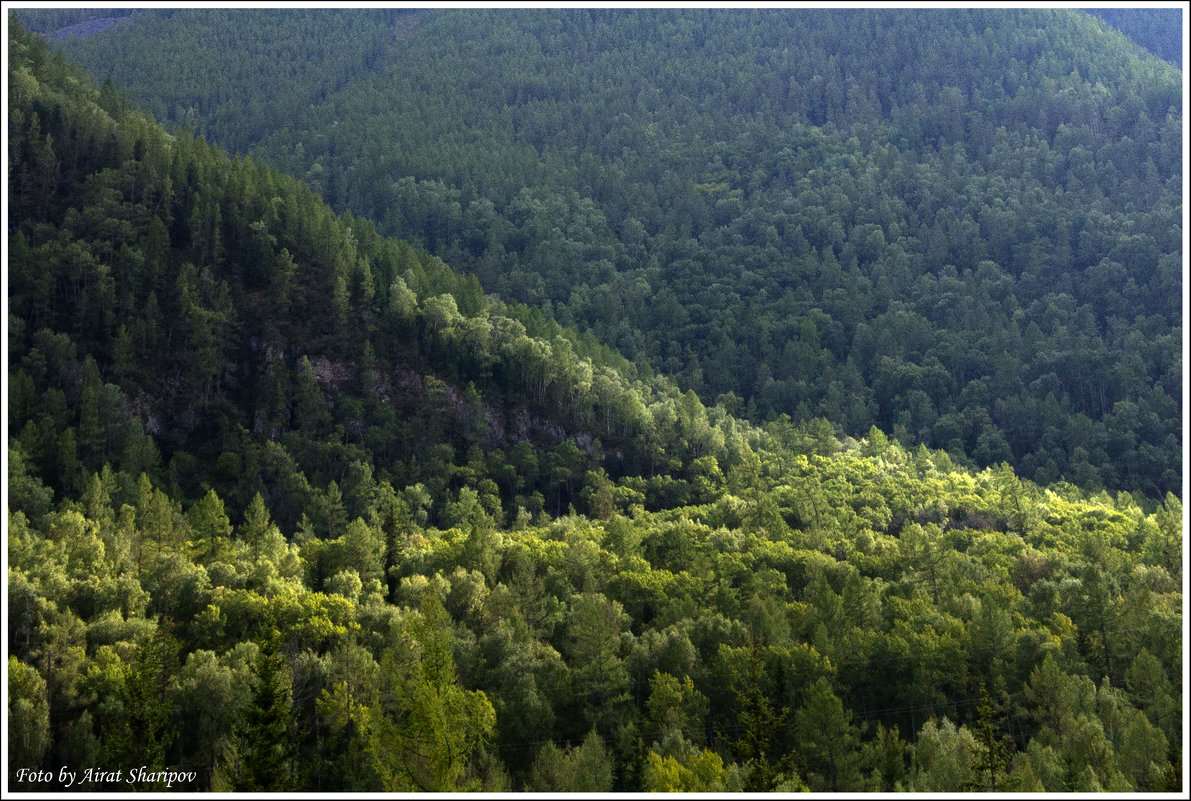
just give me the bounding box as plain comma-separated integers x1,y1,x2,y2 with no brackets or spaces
964,685,1014,791
224,649,297,791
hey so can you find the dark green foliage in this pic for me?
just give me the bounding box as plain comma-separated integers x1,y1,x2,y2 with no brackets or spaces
793,677,864,791
963,686,1014,791
37,6,1182,499
101,629,180,789
5,18,1182,793
1084,8,1183,67
219,649,297,791
721,644,795,790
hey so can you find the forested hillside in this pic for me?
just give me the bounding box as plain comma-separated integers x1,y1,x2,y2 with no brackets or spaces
30,7,1184,500
7,7,136,38
1084,8,1184,69
6,21,1184,793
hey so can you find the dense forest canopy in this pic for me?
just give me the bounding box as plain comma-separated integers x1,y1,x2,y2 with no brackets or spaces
1084,7,1184,69
6,7,136,37
5,17,1185,794
26,6,1184,502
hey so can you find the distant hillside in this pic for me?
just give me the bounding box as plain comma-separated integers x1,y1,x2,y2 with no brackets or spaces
10,7,136,38
1084,7,1184,68
29,7,1183,501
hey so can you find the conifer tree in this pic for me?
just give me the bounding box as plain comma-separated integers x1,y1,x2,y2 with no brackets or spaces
102,629,179,789
963,685,1014,791
219,649,297,791
722,644,793,791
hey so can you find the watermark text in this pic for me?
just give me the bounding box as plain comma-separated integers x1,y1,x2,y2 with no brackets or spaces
14,766,197,789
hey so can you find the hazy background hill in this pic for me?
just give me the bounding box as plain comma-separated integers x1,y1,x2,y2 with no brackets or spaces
1084,7,1183,69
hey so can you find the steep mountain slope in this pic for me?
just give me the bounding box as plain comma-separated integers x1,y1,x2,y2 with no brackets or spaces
29,7,1184,499
1084,7,1184,68
6,21,1184,794
7,24,718,532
